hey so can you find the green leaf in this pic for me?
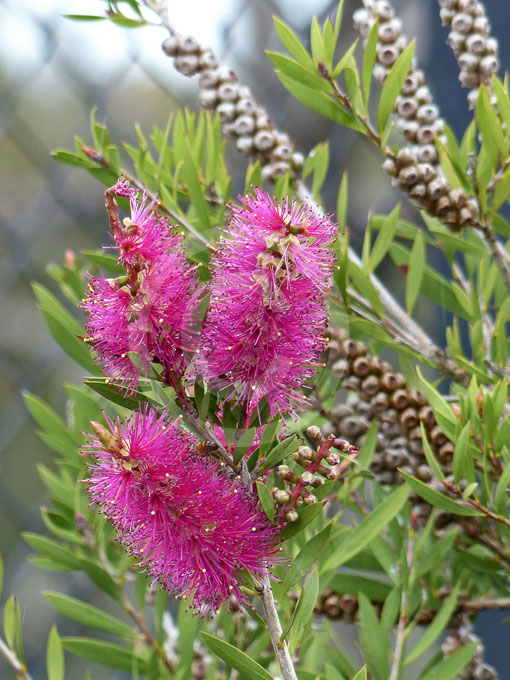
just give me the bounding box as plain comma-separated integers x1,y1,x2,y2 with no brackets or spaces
3,595,17,648
377,42,415,135
280,523,332,597
266,52,331,92
278,503,324,540
349,259,385,317
273,17,316,70
323,484,409,572
358,594,390,680
62,637,146,672
233,428,258,465
406,231,425,314
44,592,135,638
287,567,319,654
476,86,506,176
337,172,348,230
388,243,473,320
200,632,273,680
63,14,106,21
39,308,97,373
51,150,96,168
398,472,481,516
352,669,368,680
84,377,158,410
47,627,65,680
256,482,275,523
260,435,299,473
419,643,477,680
23,393,74,446
404,588,459,666
276,71,366,133
452,423,472,485
495,459,510,514
420,424,444,481
328,573,391,602
331,39,359,80
362,20,379,108
369,205,401,271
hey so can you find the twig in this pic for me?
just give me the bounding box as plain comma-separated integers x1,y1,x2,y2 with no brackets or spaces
0,637,34,680
258,573,298,680
460,596,510,613
476,220,510,296
389,531,414,680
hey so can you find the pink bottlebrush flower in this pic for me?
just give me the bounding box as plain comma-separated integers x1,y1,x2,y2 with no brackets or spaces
83,247,200,391
83,185,201,392
108,181,178,270
228,187,337,293
83,407,279,614
199,189,335,417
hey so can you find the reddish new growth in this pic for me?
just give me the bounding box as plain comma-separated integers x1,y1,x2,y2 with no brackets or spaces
83,406,279,614
82,180,200,392
199,188,336,418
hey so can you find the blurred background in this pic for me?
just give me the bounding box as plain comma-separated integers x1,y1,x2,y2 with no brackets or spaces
1,0,509,677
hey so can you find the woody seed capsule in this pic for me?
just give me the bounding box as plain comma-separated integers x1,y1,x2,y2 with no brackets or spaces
253,130,275,151
175,55,199,76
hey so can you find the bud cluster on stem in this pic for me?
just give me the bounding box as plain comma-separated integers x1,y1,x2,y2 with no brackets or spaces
273,426,358,523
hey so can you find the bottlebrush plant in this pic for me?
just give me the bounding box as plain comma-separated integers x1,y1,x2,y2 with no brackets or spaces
4,0,510,679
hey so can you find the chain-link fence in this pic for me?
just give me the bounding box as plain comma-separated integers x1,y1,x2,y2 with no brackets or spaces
1,0,509,676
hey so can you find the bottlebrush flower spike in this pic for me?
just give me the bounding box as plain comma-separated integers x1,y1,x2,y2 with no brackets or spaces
83,407,279,613
83,183,200,392
199,188,336,417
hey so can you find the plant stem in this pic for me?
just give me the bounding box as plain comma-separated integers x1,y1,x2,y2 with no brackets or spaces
0,637,34,680
258,573,298,680
476,220,510,296
389,531,414,680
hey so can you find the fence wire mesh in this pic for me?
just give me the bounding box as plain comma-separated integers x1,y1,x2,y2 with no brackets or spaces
1,0,509,677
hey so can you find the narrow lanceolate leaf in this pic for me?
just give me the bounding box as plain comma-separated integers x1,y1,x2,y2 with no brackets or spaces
358,594,390,680
279,523,333,597
200,632,273,680
406,231,425,314
362,20,379,109
44,592,135,638
404,589,459,666
47,627,65,680
259,435,299,472
377,41,415,136
273,17,316,71
399,472,481,517
369,205,401,271
419,643,477,680
353,668,368,680
62,638,146,672
323,484,409,572
256,482,275,523
287,567,319,654
278,502,324,540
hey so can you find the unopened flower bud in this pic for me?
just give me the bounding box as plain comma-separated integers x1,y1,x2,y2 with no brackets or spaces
274,489,291,504
286,509,299,522
306,426,323,441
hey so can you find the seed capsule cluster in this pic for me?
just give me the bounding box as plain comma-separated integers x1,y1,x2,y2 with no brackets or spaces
273,426,358,523
313,589,363,622
439,0,500,108
162,34,305,182
324,327,458,521
353,1,478,231
442,618,498,679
